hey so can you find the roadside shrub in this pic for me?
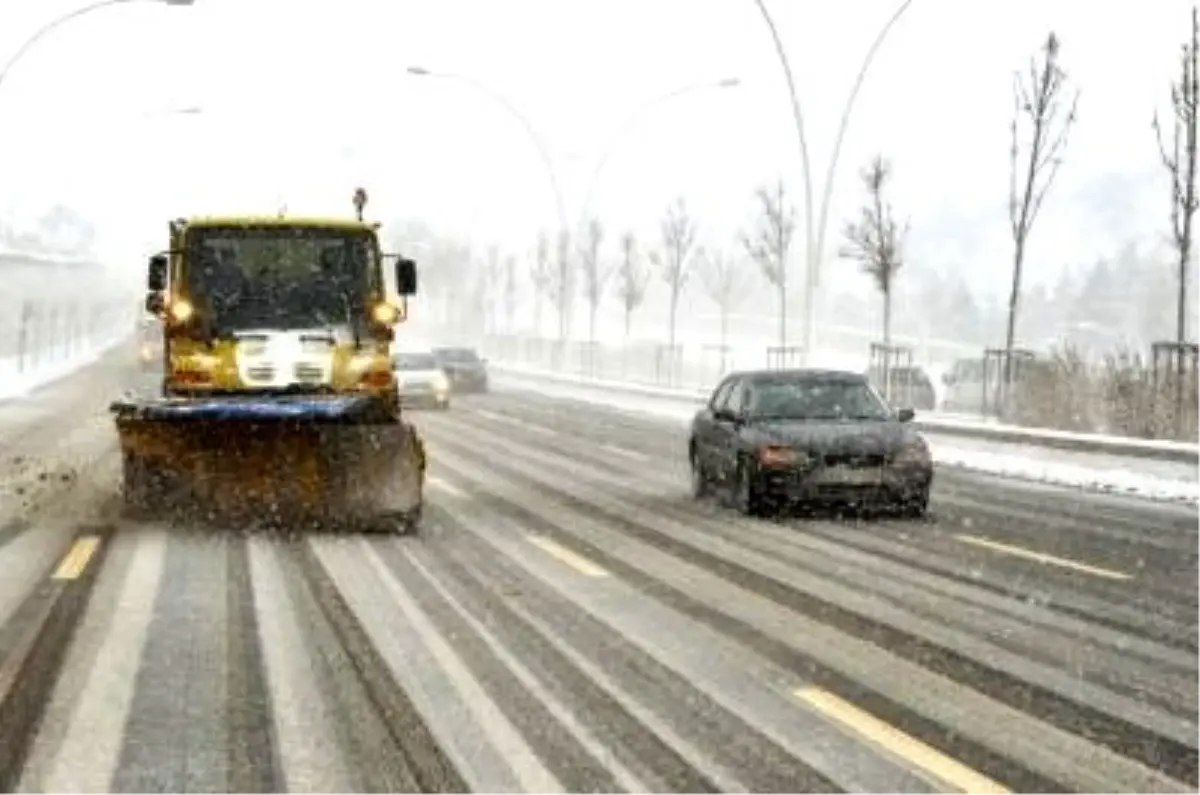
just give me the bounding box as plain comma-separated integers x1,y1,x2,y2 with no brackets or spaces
1007,344,1197,441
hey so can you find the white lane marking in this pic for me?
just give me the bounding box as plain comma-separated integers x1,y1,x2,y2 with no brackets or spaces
428,476,468,499
248,540,355,791
474,408,557,436
41,529,168,793
954,534,1133,581
360,544,564,793
399,548,649,793
601,443,650,462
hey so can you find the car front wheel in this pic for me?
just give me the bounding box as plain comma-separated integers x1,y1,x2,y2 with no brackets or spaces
733,458,768,517
897,487,930,519
689,448,710,499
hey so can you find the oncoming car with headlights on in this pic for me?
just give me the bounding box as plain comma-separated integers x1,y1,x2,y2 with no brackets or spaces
688,369,933,517
392,350,451,409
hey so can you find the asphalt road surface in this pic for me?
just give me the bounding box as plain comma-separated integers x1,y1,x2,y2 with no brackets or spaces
0,349,1196,793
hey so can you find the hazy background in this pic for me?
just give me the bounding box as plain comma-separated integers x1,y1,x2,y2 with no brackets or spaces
2,0,1196,354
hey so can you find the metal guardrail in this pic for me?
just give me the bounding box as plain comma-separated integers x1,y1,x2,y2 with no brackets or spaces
491,363,1200,466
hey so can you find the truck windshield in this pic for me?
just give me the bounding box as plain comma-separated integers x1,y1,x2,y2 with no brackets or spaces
183,226,377,334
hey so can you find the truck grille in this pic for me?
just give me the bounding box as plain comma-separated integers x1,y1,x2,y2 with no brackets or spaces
247,365,275,381
294,363,324,383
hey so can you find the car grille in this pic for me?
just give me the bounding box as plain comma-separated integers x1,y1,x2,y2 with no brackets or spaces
822,453,885,468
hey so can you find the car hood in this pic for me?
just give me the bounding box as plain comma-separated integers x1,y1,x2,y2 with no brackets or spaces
395,368,444,381
748,419,916,456
441,361,485,372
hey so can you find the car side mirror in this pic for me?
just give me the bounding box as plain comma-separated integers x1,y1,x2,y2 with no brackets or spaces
394,257,418,295
941,373,954,386
712,408,737,423
144,292,165,315
897,407,915,423
147,253,168,291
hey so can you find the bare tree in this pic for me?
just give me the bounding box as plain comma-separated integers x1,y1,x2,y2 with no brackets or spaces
614,231,649,339
1005,32,1080,392
529,231,553,336
578,217,610,345
696,246,749,351
840,156,909,344
548,230,573,342
741,180,797,347
1153,5,1199,412
503,254,518,333
653,198,698,352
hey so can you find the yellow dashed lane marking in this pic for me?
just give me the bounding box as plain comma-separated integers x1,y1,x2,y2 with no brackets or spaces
52,535,102,581
428,476,468,499
527,536,608,578
954,534,1132,581
793,687,1010,793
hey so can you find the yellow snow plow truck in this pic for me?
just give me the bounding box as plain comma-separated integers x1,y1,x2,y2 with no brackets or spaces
110,209,425,534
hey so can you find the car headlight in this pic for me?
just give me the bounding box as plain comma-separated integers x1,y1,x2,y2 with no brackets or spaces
433,372,450,392
759,445,808,467
893,438,931,465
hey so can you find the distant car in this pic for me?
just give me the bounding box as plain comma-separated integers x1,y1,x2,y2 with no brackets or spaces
432,346,489,393
392,351,451,409
688,369,933,517
869,365,936,412
136,317,163,371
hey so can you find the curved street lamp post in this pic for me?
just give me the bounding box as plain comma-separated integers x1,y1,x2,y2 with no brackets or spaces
0,0,194,92
752,0,915,363
406,66,570,240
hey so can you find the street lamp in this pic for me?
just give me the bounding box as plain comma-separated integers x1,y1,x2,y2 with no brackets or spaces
573,77,743,247
405,65,569,237
0,0,195,92
752,0,914,363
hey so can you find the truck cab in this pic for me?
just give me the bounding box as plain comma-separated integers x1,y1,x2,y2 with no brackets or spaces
143,215,417,414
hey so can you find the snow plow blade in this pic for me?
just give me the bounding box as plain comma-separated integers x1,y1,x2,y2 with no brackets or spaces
110,395,425,532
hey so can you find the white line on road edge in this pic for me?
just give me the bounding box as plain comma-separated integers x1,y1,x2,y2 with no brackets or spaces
601,443,651,462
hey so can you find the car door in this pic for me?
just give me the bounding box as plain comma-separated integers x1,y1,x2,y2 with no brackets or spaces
711,378,749,486
694,377,737,471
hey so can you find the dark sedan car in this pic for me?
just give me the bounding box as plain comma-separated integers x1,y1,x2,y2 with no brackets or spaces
688,369,933,517
432,346,489,393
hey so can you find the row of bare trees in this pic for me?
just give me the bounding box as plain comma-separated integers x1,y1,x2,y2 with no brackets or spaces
1002,11,1198,399
498,160,907,360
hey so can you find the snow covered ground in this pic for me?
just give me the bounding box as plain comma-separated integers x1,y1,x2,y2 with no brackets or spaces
0,329,129,402
493,369,1200,506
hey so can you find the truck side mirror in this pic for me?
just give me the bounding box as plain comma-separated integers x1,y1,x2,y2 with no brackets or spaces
395,257,418,295
148,253,168,291
145,292,165,315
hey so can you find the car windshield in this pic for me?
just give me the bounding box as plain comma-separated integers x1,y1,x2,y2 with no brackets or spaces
394,353,438,371
183,225,377,334
749,376,892,421
435,348,480,363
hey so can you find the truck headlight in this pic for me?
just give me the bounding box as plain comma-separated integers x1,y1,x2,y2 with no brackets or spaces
168,298,193,323
371,302,399,325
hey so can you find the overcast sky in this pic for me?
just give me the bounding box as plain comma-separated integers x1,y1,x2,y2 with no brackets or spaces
0,0,1192,300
